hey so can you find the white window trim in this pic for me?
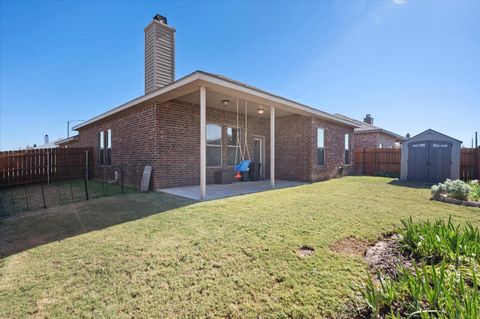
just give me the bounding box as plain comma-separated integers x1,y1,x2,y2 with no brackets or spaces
344,133,352,166
206,123,222,168
106,129,112,166
316,127,325,167
226,126,241,167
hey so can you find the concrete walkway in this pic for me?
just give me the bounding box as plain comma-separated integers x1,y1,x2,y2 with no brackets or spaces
158,180,305,201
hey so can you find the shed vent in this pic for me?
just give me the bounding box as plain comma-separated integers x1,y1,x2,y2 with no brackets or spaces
144,14,175,94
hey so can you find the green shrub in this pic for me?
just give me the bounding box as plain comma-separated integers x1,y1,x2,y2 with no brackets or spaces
468,180,480,202
431,179,471,200
352,263,479,319
351,218,480,318
399,217,480,264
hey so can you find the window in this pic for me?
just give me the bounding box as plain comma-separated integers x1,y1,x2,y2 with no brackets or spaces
226,127,241,166
106,129,112,166
206,124,222,166
317,128,325,166
99,131,105,165
344,133,351,165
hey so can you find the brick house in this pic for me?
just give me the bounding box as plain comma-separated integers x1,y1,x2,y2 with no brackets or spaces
70,15,359,199
334,113,406,149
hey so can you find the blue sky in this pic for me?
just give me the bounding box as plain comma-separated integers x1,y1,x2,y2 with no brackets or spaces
1,0,479,150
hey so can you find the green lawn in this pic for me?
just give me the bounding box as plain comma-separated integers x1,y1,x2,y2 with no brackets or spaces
0,177,478,318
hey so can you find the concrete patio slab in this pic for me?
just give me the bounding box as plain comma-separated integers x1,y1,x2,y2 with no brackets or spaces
158,180,305,201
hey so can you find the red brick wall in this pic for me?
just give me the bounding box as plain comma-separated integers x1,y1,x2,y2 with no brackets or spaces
274,114,355,182
71,99,355,190
354,132,397,149
72,103,158,189
310,117,355,181
275,115,312,181
153,100,270,189
376,132,397,148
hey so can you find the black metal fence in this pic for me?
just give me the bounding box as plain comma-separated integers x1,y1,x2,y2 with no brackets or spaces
0,169,137,219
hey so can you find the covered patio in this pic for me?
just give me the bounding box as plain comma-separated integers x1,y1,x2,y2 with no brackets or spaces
159,180,305,201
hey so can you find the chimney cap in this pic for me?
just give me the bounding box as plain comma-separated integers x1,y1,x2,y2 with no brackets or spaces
153,14,168,24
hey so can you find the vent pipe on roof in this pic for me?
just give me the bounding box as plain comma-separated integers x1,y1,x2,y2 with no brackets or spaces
44,134,49,144
363,114,374,125
144,14,176,94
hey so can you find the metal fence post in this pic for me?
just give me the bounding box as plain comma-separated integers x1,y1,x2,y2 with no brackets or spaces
24,186,30,211
85,150,89,181
41,183,47,209
9,188,15,215
47,150,50,184
121,167,124,194
84,175,89,201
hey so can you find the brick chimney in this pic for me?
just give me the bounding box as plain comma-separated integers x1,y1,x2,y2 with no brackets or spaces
144,14,175,94
363,114,374,125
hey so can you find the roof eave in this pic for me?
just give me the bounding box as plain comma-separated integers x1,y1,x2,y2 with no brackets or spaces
74,70,358,130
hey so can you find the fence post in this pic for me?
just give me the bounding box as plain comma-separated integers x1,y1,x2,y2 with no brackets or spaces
24,186,30,211
121,167,124,194
41,183,47,209
84,174,89,201
362,148,365,175
47,150,50,184
57,184,62,205
9,188,15,215
85,150,89,181
373,148,377,176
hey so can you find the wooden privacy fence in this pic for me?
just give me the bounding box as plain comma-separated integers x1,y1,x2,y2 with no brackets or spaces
460,148,480,181
354,148,401,177
0,147,94,187
354,147,480,180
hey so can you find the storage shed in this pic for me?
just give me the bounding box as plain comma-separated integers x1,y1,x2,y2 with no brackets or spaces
400,129,462,182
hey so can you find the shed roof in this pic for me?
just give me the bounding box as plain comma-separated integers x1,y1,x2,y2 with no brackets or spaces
402,129,462,144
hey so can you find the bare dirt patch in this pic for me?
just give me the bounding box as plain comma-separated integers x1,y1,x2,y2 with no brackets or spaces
297,245,315,257
330,236,370,257
365,234,411,277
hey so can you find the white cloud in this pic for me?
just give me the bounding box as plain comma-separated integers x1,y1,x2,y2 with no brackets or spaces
393,0,406,4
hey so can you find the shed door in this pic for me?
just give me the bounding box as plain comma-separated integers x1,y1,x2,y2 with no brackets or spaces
429,142,452,183
408,142,430,182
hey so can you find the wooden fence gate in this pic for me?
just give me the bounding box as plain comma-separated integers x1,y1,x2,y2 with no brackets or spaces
0,147,94,187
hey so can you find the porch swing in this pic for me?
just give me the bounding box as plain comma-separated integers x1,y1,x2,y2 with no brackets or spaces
233,98,251,180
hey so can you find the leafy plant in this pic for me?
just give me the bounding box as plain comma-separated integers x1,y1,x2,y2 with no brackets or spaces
351,217,480,318
399,217,480,264
468,180,480,202
431,179,471,200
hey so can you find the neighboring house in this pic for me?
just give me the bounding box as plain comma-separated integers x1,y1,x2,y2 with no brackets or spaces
334,113,406,148
70,14,359,198
26,135,61,149
55,135,80,148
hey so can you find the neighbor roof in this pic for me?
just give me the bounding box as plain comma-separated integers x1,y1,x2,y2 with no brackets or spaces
73,71,358,130
334,113,406,141
55,135,79,146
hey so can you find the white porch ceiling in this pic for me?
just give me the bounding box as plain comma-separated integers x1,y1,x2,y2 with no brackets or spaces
176,90,292,117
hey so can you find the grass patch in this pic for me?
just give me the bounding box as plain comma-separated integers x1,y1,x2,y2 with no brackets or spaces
1,176,479,318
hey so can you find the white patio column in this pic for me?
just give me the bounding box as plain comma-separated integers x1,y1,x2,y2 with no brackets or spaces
200,86,207,200
270,105,275,188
